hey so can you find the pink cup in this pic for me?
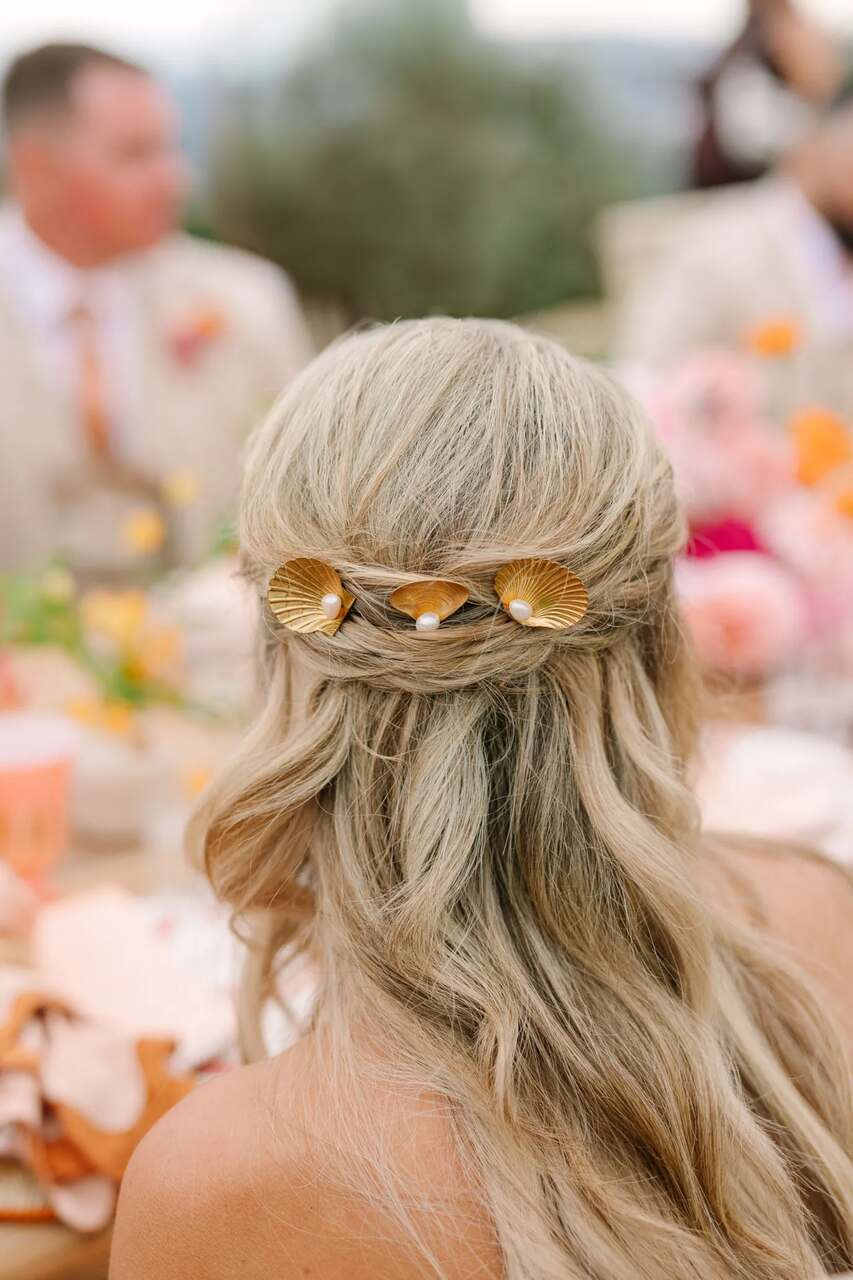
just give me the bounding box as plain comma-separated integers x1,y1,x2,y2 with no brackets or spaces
0,713,80,881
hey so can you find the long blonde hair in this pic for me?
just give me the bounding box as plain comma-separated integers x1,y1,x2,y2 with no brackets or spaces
195,319,853,1279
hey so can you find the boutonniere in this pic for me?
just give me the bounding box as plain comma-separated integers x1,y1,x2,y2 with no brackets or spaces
169,302,227,368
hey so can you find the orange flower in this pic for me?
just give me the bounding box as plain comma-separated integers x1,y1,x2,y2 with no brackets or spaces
824,461,853,519
743,318,801,358
835,487,853,519
790,407,853,487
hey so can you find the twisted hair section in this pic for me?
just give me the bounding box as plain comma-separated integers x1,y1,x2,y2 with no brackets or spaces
194,319,853,1280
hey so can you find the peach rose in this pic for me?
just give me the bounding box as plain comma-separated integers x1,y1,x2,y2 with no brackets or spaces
676,553,805,678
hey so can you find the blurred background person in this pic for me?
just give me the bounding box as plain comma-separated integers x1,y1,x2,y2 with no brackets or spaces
0,42,312,579
693,0,845,189
614,100,853,368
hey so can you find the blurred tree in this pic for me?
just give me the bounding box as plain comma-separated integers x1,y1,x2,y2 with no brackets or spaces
211,0,628,321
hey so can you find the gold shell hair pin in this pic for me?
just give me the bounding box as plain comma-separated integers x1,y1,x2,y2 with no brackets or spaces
268,558,355,635
494,558,588,630
389,580,469,632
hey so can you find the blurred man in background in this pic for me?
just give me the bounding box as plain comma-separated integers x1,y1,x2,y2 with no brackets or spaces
693,0,844,189
615,102,853,370
0,43,312,577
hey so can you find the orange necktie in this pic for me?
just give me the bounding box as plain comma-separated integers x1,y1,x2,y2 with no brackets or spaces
69,301,111,458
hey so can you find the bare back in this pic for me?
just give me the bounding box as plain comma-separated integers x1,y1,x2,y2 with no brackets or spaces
110,844,853,1280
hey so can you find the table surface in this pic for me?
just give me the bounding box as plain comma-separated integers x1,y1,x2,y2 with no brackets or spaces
2,843,171,1280
1,1222,110,1280
0,681,243,1280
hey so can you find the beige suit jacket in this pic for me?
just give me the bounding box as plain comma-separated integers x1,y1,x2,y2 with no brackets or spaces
613,178,853,371
0,225,313,574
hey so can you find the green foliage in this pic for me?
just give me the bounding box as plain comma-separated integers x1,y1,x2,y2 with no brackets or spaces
1,567,183,710
0,568,83,652
211,0,628,320
209,514,238,559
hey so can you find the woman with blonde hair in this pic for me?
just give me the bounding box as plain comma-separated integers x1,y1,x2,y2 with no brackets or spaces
111,319,853,1280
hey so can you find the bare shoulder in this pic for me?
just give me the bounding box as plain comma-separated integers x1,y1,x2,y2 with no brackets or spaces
110,1032,499,1280
705,838,853,948
110,1054,285,1280
704,838,853,1049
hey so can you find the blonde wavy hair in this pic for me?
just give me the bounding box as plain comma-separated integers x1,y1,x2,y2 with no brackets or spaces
194,318,853,1279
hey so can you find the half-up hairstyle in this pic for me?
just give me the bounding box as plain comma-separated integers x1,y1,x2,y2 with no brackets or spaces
193,318,853,1279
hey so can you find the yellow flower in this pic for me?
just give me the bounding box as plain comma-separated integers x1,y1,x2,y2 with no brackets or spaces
122,507,166,556
81,589,148,650
66,697,135,736
790,407,853,487
743,318,801,358
183,766,213,799
124,624,182,683
163,469,200,508
41,567,76,602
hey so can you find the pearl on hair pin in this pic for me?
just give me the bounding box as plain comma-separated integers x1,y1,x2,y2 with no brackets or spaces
508,599,533,623
389,580,469,631
320,592,343,620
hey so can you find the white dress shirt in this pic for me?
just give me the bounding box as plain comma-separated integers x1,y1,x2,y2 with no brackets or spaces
713,55,817,170
0,206,138,453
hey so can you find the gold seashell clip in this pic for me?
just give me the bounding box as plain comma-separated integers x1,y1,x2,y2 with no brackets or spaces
268,558,355,635
494,558,588,630
389,580,469,632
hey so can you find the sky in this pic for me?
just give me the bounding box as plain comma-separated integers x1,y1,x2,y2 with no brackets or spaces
1,0,853,54
473,0,853,41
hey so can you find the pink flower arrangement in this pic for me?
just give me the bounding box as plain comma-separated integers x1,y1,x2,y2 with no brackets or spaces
642,353,792,527
686,518,765,559
758,489,853,669
651,350,765,438
759,489,853,598
676,553,805,679
625,352,853,680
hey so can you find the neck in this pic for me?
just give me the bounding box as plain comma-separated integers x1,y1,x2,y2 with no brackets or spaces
18,206,111,270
